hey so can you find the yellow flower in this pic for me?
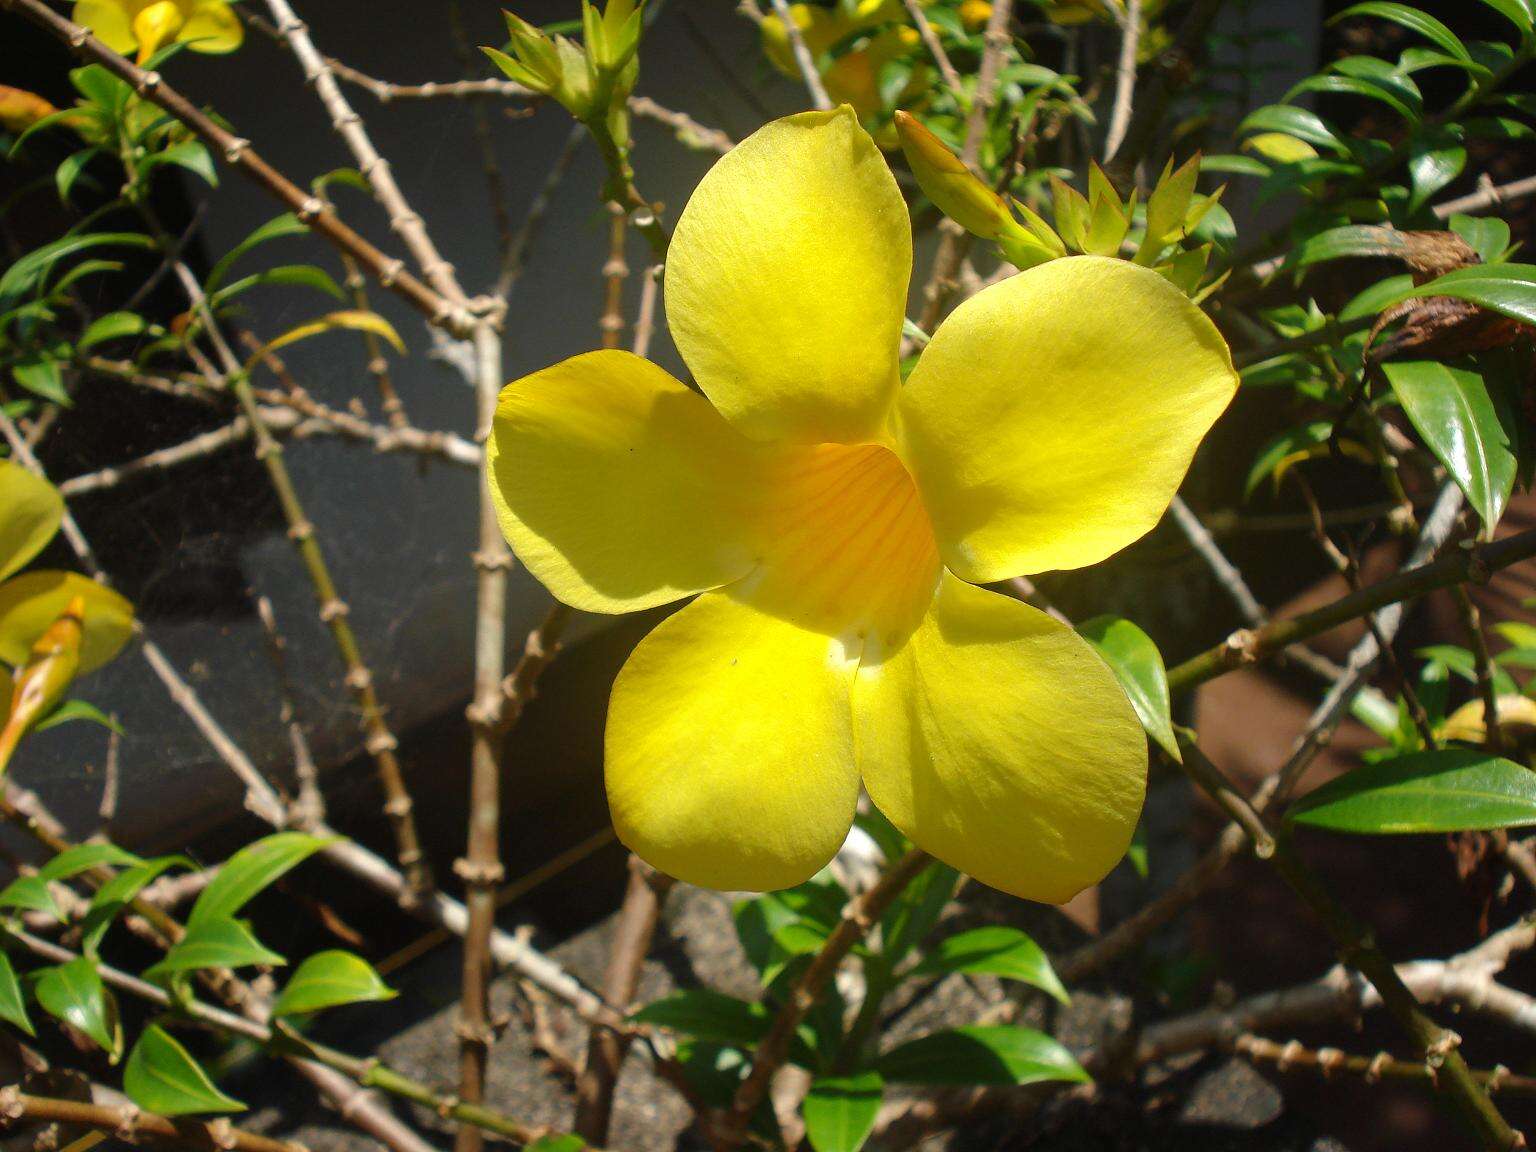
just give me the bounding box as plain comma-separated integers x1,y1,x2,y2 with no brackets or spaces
0,86,59,134
72,0,243,65
487,107,1236,902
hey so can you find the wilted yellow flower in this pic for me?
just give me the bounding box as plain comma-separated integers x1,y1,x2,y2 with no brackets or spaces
488,108,1236,901
0,86,59,134
72,0,243,65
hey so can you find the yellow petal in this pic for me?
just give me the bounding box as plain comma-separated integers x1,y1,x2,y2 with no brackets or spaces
896,256,1236,582
666,107,911,444
0,571,134,675
72,1,137,54
857,573,1146,903
131,1,185,63
606,588,860,891
487,350,767,614
0,461,63,583
183,0,243,53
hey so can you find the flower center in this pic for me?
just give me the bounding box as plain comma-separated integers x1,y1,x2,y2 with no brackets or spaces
743,442,941,657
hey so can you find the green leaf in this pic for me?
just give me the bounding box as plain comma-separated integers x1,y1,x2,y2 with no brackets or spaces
78,311,146,351
143,917,285,981
524,1138,586,1152
630,990,774,1049
208,264,345,308
1286,72,1419,122
141,141,217,188
81,856,191,954
1402,262,1536,326
1381,360,1516,538
1292,224,1413,270
1475,0,1536,35
33,956,116,1055
1449,215,1511,264
272,950,397,1017
1238,105,1347,155
0,233,154,303
1077,615,1179,760
0,876,64,922
188,832,329,927
12,356,69,406
912,927,1069,1004
36,842,140,883
124,1024,244,1115
0,952,34,1036
1407,130,1466,212
1289,748,1536,833
880,861,958,965
206,213,308,293
877,1026,1090,1087
803,1072,883,1152
55,148,102,204
34,698,123,734
1333,3,1472,62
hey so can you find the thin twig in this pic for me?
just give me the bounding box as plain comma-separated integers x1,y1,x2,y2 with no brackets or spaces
574,859,675,1144
1102,0,1141,160
600,202,630,349
900,0,963,93
631,265,661,359
721,850,933,1145
1168,493,1267,627
1452,583,1506,755
767,0,832,109
1231,1034,1536,1096
1,0,472,333
255,595,324,828
0,1089,307,1152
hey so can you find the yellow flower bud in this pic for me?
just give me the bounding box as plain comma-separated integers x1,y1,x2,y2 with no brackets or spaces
0,595,85,778
894,110,1013,240
959,0,992,29
131,0,186,65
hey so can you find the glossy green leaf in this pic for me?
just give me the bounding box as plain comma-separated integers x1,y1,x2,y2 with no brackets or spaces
1292,224,1412,270
272,950,397,1017
141,141,217,188
1289,748,1536,833
1407,131,1466,212
206,213,308,293
1238,105,1347,155
55,148,101,204
1286,73,1419,122
0,952,34,1036
0,459,62,582
78,311,146,351
877,1026,1089,1087
880,861,958,965
1333,3,1471,61
33,956,116,1055
188,832,329,927
1449,214,1511,264
524,1138,586,1152
0,570,135,674
1381,360,1516,538
36,842,140,883
124,1024,243,1115
34,698,123,734
81,856,191,954
0,875,64,922
803,1072,883,1152
144,917,285,981
630,990,774,1049
11,357,69,406
208,265,345,308
913,926,1069,1003
1077,615,1179,760
0,233,154,303
1402,262,1536,326
1476,0,1536,34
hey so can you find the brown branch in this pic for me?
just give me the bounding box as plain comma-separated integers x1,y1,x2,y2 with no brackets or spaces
1176,739,1522,1149
256,595,324,829
601,202,630,349
721,849,933,1145
0,1089,307,1152
575,859,675,1144
1168,493,1267,627
456,320,514,1152
628,96,734,155
0,0,473,334
767,0,832,109
1231,1034,1536,1097
900,0,963,93
1452,584,1506,755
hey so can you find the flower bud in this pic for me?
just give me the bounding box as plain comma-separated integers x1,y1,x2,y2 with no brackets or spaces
0,596,85,778
131,0,186,65
894,110,1014,240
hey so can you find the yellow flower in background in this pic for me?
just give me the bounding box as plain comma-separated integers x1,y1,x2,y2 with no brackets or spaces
72,0,243,64
760,0,929,126
0,86,59,134
488,107,1237,902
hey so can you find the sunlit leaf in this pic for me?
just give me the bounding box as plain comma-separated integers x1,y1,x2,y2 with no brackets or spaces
1289,748,1536,833
33,955,117,1056
124,1024,243,1115
272,950,397,1017
913,926,1069,1003
803,1072,883,1152
1077,615,1179,760
0,459,62,582
188,832,330,927
143,917,285,981
877,1026,1089,1087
